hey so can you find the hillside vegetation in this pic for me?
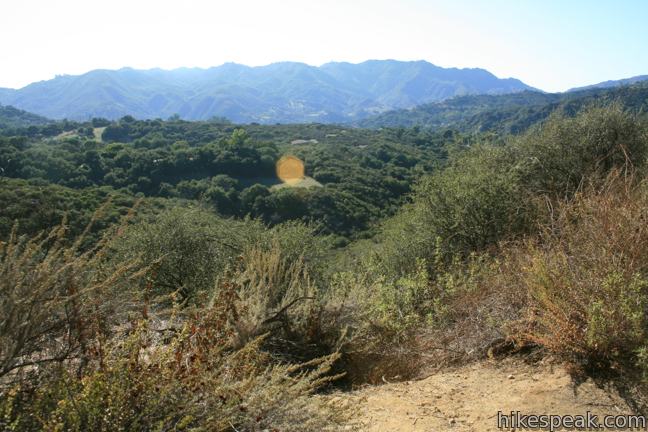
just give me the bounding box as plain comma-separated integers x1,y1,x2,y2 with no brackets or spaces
0,119,450,243
3,98,648,430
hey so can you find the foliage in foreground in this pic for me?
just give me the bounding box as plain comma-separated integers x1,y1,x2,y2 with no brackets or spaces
110,207,332,304
4,102,648,428
343,106,648,380
1,296,345,431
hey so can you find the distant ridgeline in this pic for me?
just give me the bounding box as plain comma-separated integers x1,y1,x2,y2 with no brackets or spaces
1,78,646,139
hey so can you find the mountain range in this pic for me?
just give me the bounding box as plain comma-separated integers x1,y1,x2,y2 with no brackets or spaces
0,60,534,123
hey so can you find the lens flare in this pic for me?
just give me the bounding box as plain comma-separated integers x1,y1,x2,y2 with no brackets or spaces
276,155,305,184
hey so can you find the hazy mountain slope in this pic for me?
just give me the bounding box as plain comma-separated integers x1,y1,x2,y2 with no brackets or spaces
0,60,535,123
0,104,50,129
3,69,192,121
322,60,534,107
568,74,648,92
0,88,15,100
361,81,648,133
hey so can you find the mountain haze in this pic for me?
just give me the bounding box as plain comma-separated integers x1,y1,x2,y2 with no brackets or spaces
0,60,534,123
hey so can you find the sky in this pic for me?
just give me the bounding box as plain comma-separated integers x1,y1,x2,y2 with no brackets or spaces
1,0,647,92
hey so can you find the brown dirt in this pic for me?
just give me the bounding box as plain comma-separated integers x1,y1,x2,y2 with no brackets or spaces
329,358,634,431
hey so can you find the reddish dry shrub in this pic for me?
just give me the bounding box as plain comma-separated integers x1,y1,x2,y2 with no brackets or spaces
411,173,648,371
496,172,648,371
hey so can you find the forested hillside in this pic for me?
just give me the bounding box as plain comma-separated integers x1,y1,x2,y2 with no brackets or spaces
0,117,451,243
362,80,648,133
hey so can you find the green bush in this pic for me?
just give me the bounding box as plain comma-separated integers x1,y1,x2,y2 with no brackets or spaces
111,206,263,302
517,103,648,195
376,144,534,276
112,207,333,304
375,104,648,277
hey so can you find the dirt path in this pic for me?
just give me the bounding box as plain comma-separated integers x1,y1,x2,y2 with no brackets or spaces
331,359,634,431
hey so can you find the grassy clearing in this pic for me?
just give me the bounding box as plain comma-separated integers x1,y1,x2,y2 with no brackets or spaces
271,176,323,190
93,126,106,141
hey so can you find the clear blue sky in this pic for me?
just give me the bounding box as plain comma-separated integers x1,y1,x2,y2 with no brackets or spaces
1,0,646,92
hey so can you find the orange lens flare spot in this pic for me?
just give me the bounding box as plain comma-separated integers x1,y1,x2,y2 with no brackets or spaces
276,155,305,184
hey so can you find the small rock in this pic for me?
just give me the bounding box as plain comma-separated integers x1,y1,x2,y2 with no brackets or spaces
507,374,515,380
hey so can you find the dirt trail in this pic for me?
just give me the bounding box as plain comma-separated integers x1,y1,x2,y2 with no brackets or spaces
331,359,634,431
